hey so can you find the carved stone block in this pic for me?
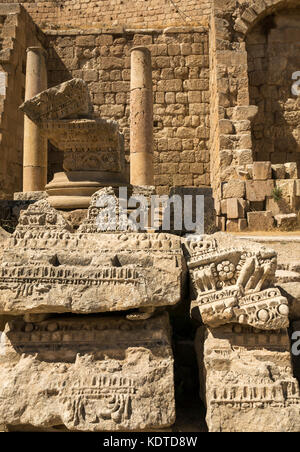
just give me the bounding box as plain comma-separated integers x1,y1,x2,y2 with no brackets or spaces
0,199,186,315
196,324,300,432
184,233,289,330
0,313,175,431
19,78,90,123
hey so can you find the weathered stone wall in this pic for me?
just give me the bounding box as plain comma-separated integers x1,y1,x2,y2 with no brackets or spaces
0,4,44,199
0,0,211,30
247,7,300,168
210,0,300,231
46,28,211,194
208,4,220,217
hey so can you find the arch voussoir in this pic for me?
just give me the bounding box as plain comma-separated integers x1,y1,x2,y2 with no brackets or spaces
234,0,296,35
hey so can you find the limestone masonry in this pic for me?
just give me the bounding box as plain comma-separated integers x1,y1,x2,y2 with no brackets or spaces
0,0,299,433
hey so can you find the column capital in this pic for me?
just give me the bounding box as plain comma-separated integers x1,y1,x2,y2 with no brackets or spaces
130,46,151,55
26,46,47,58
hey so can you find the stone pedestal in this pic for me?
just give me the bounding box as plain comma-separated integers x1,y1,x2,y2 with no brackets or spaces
23,47,47,193
43,118,128,209
20,79,129,209
130,47,153,186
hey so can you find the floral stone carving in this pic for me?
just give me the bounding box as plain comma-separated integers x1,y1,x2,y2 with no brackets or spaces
184,233,289,330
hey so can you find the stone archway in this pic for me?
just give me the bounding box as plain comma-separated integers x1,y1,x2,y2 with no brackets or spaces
246,6,300,168
211,0,300,231
234,0,300,35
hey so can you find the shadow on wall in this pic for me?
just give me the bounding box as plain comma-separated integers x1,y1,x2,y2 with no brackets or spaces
246,8,300,174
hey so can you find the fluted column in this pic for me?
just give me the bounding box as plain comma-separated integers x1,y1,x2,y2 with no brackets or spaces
130,46,153,186
23,46,47,192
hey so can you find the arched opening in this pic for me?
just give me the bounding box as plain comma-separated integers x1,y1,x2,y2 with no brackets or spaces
246,6,300,171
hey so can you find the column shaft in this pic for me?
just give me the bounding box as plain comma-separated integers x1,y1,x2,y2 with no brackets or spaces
23,47,47,192
130,47,153,186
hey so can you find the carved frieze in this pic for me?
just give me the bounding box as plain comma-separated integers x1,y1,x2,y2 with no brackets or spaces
0,313,175,431
19,78,91,122
196,325,300,432
0,199,186,315
184,233,289,330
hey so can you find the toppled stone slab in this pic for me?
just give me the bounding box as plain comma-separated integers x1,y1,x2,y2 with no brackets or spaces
0,199,186,315
196,324,300,432
184,233,289,330
0,313,175,432
19,78,90,123
275,213,297,230
247,210,274,231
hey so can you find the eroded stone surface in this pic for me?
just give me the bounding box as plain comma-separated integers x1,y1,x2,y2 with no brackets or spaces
78,186,155,233
20,78,90,123
196,324,300,432
0,313,175,432
0,199,186,315
41,118,123,156
184,233,289,330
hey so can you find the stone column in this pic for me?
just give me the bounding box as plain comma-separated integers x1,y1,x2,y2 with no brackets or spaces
23,47,48,192
130,46,153,186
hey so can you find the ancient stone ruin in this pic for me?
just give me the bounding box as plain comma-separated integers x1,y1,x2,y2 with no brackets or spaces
0,0,299,433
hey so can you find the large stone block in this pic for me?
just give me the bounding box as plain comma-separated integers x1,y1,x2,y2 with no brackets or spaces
296,180,300,197
275,180,296,210
226,197,246,219
247,211,274,231
266,197,293,216
168,186,216,234
272,164,286,180
232,105,258,121
196,325,300,432
252,161,272,181
0,313,175,432
285,163,298,180
0,198,186,315
275,214,297,230
222,180,245,199
245,180,274,202
184,233,288,330
19,78,90,123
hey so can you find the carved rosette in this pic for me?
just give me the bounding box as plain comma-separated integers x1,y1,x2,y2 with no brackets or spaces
184,234,289,330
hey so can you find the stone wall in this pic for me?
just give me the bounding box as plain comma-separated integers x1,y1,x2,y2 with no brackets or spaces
211,0,300,231
0,4,44,199
0,0,211,30
247,7,300,168
46,28,211,194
